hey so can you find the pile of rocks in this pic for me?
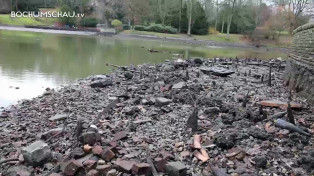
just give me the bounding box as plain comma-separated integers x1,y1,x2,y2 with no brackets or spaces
0,57,313,176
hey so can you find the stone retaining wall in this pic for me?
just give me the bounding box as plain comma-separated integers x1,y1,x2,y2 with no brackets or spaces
284,23,314,104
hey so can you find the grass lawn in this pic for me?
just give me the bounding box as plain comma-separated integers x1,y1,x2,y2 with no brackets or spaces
0,14,56,26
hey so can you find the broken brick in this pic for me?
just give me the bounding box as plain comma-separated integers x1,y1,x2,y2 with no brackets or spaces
154,157,167,172
132,163,151,175
86,169,99,176
61,160,83,176
180,151,190,158
101,149,115,162
96,165,111,175
92,146,103,156
115,159,136,173
83,160,97,170
113,131,128,141
160,150,174,160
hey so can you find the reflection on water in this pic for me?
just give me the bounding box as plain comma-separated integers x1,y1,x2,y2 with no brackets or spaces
0,30,287,107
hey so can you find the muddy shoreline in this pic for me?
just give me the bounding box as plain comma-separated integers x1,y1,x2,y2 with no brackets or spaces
0,25,290,52
0,58,313,176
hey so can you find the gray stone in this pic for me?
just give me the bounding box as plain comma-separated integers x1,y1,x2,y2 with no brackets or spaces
107,169,117,176
214,133,236,149
155,97,171,107
49,114,67,121
22,140,52,166
41,127,63,140
204,107,220,114
162,65,175,72
124,72,134,79
254,156,267,168
165,162,187,176
61,159,83,176
82,132,101,145
172,82,186,89
90,79,113,88
141,99,149,105
6,165,31,176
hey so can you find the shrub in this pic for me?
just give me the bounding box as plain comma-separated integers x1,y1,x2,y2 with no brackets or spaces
58,5,76,26
134,25,146,31
164,25,177,34
134,24,177,34
111,19,122,28
80,18,97,27
122,24,131,30
146,24,165,33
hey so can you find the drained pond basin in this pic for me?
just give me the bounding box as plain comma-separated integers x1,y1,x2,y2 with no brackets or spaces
0,30,287,107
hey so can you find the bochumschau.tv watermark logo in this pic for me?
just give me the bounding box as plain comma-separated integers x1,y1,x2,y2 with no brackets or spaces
11,11,84,18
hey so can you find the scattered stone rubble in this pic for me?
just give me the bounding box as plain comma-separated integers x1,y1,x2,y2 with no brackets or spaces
0,57,313,176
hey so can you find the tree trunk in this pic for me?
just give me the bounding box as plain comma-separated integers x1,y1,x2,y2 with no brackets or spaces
187,0,193,36
215,0,219,31
227,0,236,37
15,0,18,11
221,15,225,33
227,15,232,36
179,0,182,33
215,17,218,31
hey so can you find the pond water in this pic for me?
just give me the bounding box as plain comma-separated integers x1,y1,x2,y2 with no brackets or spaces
0,30,287,107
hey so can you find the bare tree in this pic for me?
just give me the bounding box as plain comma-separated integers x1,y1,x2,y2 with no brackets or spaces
187,0,194,36
272,0,311,33
226,0,236,36
179,0,183,32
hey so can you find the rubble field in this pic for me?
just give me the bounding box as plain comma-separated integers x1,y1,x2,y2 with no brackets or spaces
0,57,313,176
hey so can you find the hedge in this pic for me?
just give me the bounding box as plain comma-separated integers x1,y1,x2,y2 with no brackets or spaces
134,24,177,34
80,18,97,27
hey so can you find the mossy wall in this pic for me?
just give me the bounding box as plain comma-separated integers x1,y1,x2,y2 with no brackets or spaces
284,23,314,104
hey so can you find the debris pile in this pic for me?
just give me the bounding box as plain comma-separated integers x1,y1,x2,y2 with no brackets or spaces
0,57,313,176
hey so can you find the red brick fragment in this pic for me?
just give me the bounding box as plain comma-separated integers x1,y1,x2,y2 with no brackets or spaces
83,160,97,170
160,150,174,160
92,146,103,156
96,165,111,175
61,160,83,176
113,131,128,141
132,163,151,175
86,169,99,176
115,159,136,173
154,157,167,172
101,149,115,162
